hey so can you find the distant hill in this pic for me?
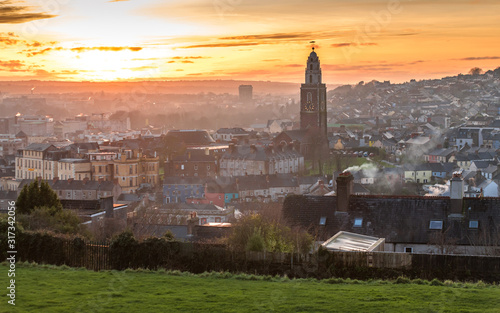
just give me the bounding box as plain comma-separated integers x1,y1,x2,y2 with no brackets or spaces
0,80,340,96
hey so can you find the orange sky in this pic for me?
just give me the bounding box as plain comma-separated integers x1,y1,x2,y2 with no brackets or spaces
0,0,499,84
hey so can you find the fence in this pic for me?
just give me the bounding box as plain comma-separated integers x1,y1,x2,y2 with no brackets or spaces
12,233,500,282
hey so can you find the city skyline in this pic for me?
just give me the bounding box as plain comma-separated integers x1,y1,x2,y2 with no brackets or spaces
0,0,499,83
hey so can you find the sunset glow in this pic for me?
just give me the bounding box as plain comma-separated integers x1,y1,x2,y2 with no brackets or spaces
0,0,499,84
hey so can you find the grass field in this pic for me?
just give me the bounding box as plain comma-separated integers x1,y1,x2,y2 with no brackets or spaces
3,263,500,313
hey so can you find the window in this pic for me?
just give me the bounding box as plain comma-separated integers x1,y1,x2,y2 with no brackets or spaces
429,220,443,230
181,164,184,170
404,247,413,253
201,218,207,225
469,220,479,229
215,217,221,223
319,217,327,226
354,218,363,227
194,164,198,170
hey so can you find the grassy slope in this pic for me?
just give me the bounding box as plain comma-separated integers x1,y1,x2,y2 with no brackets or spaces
3,264,500,313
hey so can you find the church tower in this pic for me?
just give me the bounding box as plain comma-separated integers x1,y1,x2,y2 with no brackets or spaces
300,48,327,138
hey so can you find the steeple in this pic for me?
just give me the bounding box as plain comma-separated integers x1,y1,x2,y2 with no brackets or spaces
305,47,322,84
300,47,327,137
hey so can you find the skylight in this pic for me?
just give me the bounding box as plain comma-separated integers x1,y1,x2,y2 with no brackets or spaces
354,218,363,227
429,220,443,230
469,220,479,229
319,217,326,226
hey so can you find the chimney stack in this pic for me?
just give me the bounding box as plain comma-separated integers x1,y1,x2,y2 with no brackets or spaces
450,172,464,214
187,212,199,236
336,172,354,212
229,143,236,154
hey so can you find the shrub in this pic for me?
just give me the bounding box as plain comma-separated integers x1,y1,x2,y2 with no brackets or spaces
18,206,83,235
430,278,444,286
110,230,138,270
395,276,411,284
246,231,266,252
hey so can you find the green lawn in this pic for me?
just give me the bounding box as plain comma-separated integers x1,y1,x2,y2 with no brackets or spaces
3,263,500,313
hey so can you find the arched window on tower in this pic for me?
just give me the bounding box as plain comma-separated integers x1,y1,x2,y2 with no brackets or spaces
309,75,313,83
310,64,313,70
307,92,312,102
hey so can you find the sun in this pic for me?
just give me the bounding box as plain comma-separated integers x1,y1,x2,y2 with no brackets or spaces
55,49,166,81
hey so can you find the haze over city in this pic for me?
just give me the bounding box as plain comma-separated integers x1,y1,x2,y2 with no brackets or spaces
2,1,500,312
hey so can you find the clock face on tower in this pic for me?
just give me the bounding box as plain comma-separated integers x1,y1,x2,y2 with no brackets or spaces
304,101,315,111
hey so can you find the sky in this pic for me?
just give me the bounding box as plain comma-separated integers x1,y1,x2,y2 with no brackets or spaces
0,0,499,84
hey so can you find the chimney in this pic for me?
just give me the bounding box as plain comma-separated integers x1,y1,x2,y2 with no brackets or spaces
187,212,199,236
449,172,464,214
336,172,354,212
68,178,74,184
101,196,114,218
250,144,257,153
52,176,59,184
229,143,236,154
83,177,89,185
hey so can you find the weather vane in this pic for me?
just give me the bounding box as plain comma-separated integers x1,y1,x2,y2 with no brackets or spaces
310,41,316,50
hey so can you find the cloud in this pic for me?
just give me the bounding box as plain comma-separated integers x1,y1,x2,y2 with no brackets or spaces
331,43,353,48
0,32,21,45
282,64,303,67
331,42,377,48
26,47,63,57
26,41,42,47
128,66,157,71
0,59,24,70
323,60,426,72
177,31,348,49
70,46,143,52
0,0,57,24
220,32,321,41
180,42,260,49
171,56,208,59
454,56,500,61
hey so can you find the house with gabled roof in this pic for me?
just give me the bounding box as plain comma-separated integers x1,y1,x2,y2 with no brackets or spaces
283,172,500,255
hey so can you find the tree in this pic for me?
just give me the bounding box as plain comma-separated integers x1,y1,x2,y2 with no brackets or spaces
229,214,312,254
16,180,62,214
468,67,483,76
18,206,83,235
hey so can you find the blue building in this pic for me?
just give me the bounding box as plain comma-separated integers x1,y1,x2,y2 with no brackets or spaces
163,177,205,204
